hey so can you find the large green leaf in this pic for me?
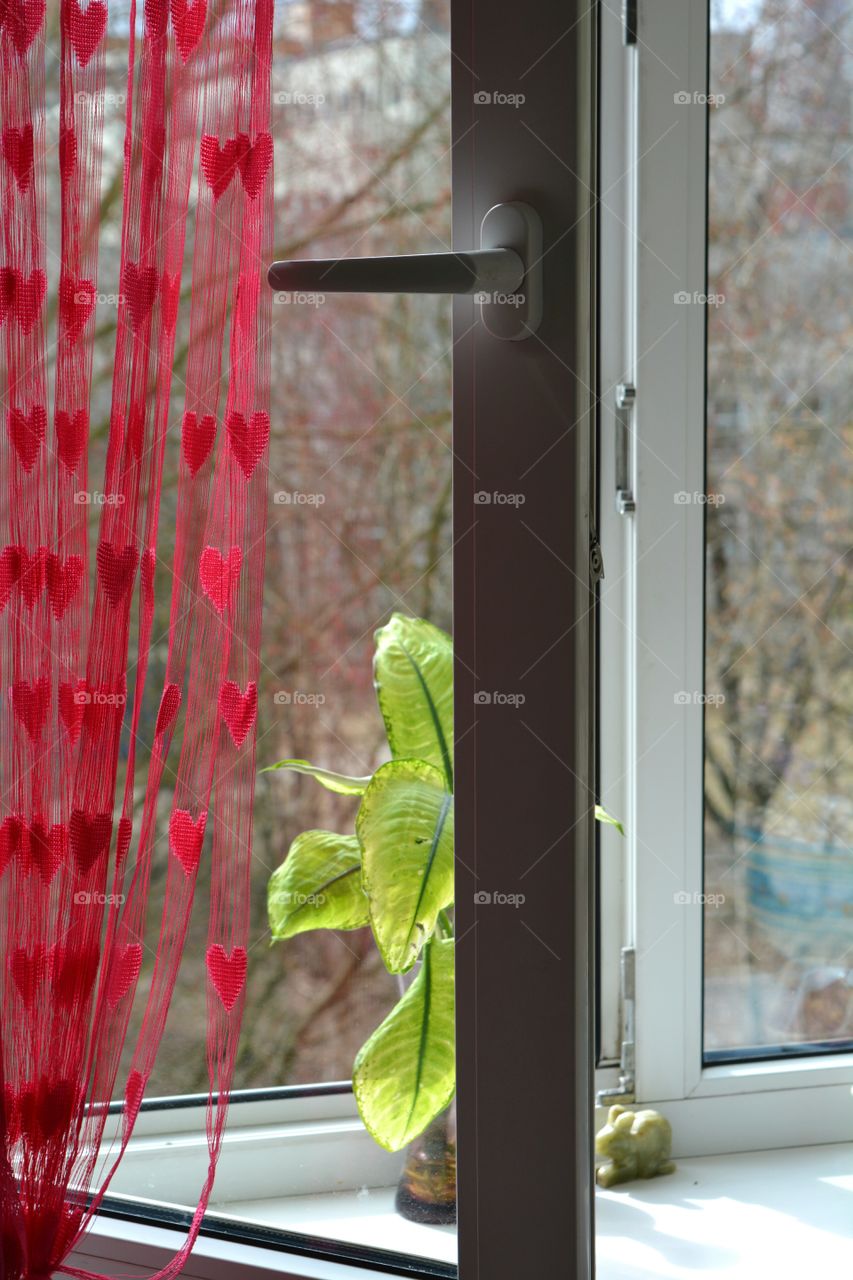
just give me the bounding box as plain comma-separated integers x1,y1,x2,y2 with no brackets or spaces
268,830,369,939
260,757,371,796
353,936,455,1151
373,614,453,789
357,759,454,973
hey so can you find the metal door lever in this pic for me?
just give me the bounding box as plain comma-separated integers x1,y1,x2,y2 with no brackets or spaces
268,202,543,341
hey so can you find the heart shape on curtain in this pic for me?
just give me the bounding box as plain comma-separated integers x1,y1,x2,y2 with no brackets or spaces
70,808,113,876
51,944,99,1009
155,682,182,735
169,808,207,876
122,261,159,331
123,1069,146,1126
59,274,96,342
106,943,143,1008
206,944,247,1012
97,541,139,607
2,125,34,190
0,815,22,877
55,407,87,471
46,552,84,620
200,545,242,612
170,0,206,61
238,132,272,199
59,680,86,743
226,409,270,478
144,0,168,37
161,271,180,332
7,404,46,471
59,121,77,180
8,945,47,1009
69,0,107,68
10,268,46,334
17,546,46,609
218,679,257,747
11,677,50,741
116,815,133,866
0,545,21,611
7,0,45,57
200,134,243,201
24,820,68,886
181,410,216,475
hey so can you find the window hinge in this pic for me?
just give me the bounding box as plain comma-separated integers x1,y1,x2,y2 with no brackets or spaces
623,0,638,46
596,946,636,1107
615,382,636,515
590,532,605,585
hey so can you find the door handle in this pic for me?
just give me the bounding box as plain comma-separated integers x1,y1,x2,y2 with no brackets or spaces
268,202,543,341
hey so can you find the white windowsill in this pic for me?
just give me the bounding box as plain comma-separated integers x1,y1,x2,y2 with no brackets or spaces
596,1141,853,1280
69,1141,853,1278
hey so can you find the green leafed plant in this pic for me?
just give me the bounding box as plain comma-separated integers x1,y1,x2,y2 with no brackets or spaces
265,612,620,1152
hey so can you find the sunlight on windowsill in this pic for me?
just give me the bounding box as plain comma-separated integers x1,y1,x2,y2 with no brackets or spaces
596,1142,853,1279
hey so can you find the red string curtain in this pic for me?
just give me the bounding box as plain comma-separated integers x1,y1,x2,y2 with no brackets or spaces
0,0,273,1275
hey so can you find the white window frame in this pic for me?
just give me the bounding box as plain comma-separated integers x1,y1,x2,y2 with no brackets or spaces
597,0,853,1156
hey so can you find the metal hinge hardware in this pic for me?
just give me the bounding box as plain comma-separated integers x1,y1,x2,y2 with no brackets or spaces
596,945,636,1106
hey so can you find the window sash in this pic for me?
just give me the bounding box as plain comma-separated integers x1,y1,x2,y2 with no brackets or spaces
598,0,853,1153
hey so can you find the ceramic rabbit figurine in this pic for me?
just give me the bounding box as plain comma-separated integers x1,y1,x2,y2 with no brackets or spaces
595,1104,676,1189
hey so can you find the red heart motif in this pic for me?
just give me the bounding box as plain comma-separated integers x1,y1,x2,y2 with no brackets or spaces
10,268,46,335
51,943,99,1009
7,404,46,472
2,125,34,191
69,0,107,67
143,0,167,37
7,0,45,57
59,122,77,181
116,815,133,866
122,261,159,332
46,552,83,620
239,132,273,200
161,272,180,333
170,0,206,61
200,134,243,201
70,808,112,875
59,680,86,743
200,546,242,613
181,411,216,476
168,808,206,876
34,1079,78,1141
24,819,67,885
8,945,46,1009
59,274,95,342
11,677,50,741
218,679,257,747
206,943,247,1012
126,402,146,459
17,545,46,609
0,545,20,611
97,540,139,608
0,816,22,877
55,408,87,472
140,546,156,607
106,942,142,1008
227,410,269,479
123,1070,146,1127
0,265,13,323
3,1084,21,1144
155,682,181,735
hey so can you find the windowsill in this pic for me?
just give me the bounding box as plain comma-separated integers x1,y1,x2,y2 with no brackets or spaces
596,1141,853,1279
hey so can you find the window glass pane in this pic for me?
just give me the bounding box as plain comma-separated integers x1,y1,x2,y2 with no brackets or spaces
704,0,853,1060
